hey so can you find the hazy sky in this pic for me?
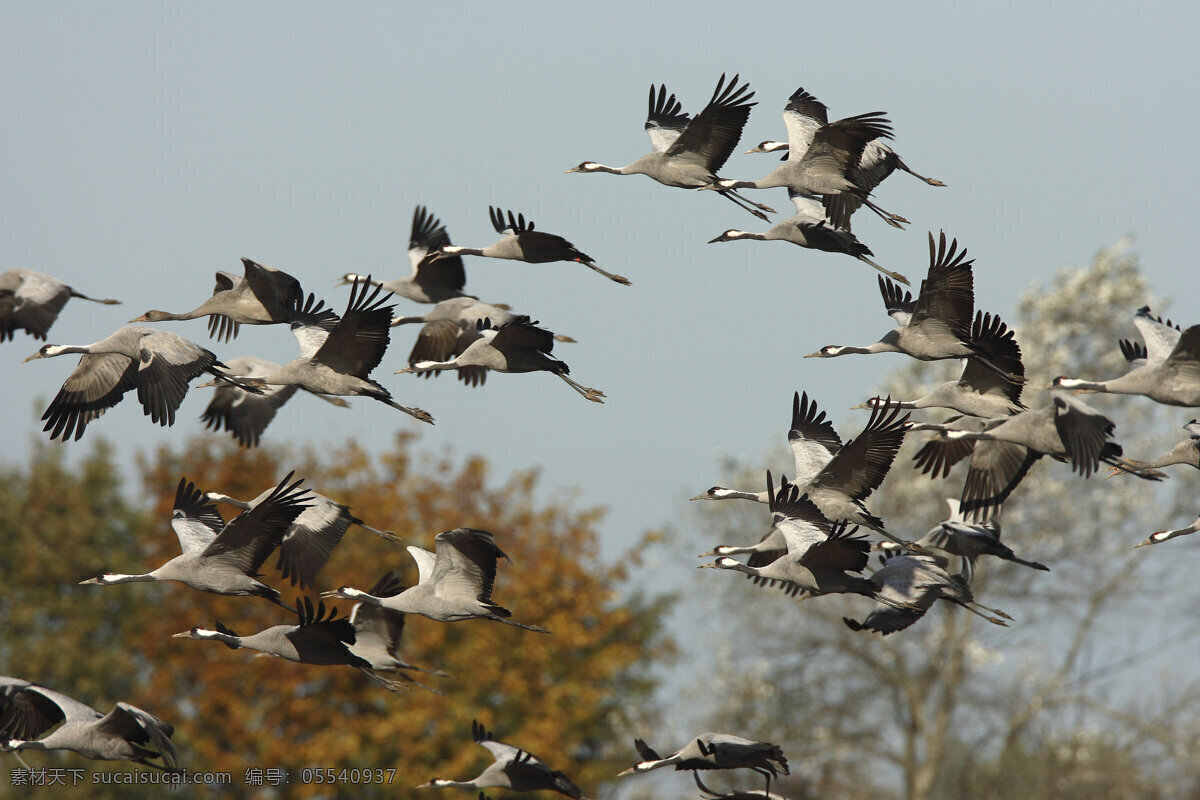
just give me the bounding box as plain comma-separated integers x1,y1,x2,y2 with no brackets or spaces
2,2,1197,608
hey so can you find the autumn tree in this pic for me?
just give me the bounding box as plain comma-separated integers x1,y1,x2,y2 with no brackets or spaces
679,241,1200,800
0,431,675,798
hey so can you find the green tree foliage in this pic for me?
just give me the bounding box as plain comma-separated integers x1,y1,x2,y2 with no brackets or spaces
683,242,1200,800
0,432,675,798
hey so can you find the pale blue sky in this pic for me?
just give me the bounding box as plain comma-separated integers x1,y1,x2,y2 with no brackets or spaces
2,4,1196,577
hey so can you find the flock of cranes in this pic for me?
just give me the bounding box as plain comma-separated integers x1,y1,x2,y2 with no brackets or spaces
2,70,1197,798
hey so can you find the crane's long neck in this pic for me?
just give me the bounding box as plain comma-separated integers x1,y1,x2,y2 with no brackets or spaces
439,245,486,258
409,359,459,373
204,492,253,510
87,572,158,585
1054,377,1112,393
700,557,760,578
341,273,382,287
195,629,243,648
38,344,93,358
422,779,477,789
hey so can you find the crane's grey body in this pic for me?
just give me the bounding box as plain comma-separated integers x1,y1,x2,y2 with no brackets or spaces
130,257,303,342
844,554,1009,634
879,499,1048,577
0,678,176,771
80,474,310,604
340,205,467,304
0,269,120,342
322,527,549,633
24,324,253,441
806,234,995,367
1054,312,1200,407
709,87,906,229
199,355,350,447
417,719,584,797
429,207,629,285
619,732,788,797
173,597,408,693
708,191,907,284
691,391,910,541
857,311,1026,418
205,484,400,589
400,316,604,403
245,279,433,424
699,474,886,602
567,74,774,220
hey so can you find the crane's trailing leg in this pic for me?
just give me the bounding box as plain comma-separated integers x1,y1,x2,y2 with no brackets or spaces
557,374,605,403
857,255,910,286
575,259,632,286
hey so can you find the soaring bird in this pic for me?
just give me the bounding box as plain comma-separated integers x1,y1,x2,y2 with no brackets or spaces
24,325,258,441
338,205,468,304
699,476,888,605
398,316,604,403
567,74,774,220
198,355,351,448
854,310,1026,418
416,719,585,797
239,279,434,424
129,257,304,342
1052,309,1200,407
427,207,630,285
0,269,121,342
618,732,789,797
173,596,409,693
0,678,177,772
805,233,1019,384
704,87,906,229
322,528,549,633
79,474,310,608
843,553,1010,635
205,483,401,589
707,191,908,285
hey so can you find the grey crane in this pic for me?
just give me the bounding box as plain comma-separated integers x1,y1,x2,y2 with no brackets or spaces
877,499,1048,578
345,571,448,692
843,553,1010,635
1107,418,1200,477
854,311,1026,418
79,474,310,608
321,527,549,633
699,472,889,603
392,296,575,388
205,483,402,590
398,316,604,403
566,74,775,220
199,355,351,448
692,392,911,544
691,390,850,503
618,732,789,797
24,324,258,441
697,471,797,594
416,719,585,797
339,205,468,304
1135,512,1200,548
427,207,630,285
129,257,303,342
0,269,121,342
708,190,909,285
1052,310,1200,407
0,678,177,772
742,86,945,213
703,87,906,229
908,391,1155,520
805,233,1020,384
173,596,408,693
240,278,434,424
